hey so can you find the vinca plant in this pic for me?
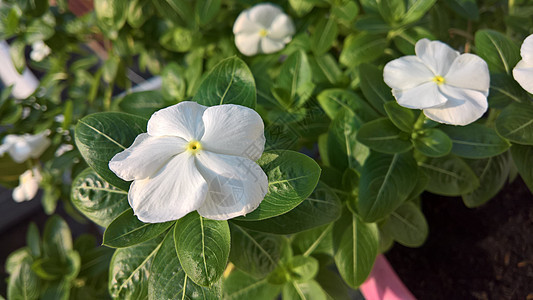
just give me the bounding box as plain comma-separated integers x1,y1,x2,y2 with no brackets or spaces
2,0,533,299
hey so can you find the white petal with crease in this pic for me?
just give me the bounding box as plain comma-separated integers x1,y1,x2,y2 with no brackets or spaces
513,60,533,94
423,85,488,125
147,101,206,140
415,39,459,75
235,33,261,56
248,3,283,27
260,38,285,54
392,81,447,109
520,34,533,63
268,14,295,41
445,53,490,94
384,56,434,90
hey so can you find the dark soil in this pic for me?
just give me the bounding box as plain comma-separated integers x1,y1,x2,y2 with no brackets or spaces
386,177,533,300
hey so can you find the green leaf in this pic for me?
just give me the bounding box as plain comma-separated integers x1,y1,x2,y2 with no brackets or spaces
148,231,221,299
223,269,281,300
384,101,418,133
315,267,350,300
495,102,533,145
232,182,341,234
393,27,435,55
229,224,283,278
282,280,327,300
193,56,256,109
274,50,315,108
462,152,511,207
7,256,40,300
174,212,230,286
313,53,346,85
0,153,27,185
402,0,437,24
441,124,510,158
381,202,428,247
40,280,70,300
6,248,31,275
359,63,394,115
475,29,520,74
340,33,387,69
43,216,72,260
162,63,187,101
159,27,195,53
26,223,41,257
354,15,391,33
286,255,319,283
511,144,533,194
333,209,378,288
292,224,334,257
331,1,359,22
443,0,478,20
163,0,194,26
118,90,169,118
9,39,25,74
103,209,174,248
71,168,130,227
109,238,162,299
378,0,406,24
127,0,153,28
412,128,452,157
236,150,321,221
24,16,55,44
311,16,338,55
94,0,128,39
419,155,479,196
356,118,413,154
75,112,147,191
317,88,379,121
195,0,221,26
488,74,529,108
358,152,418,222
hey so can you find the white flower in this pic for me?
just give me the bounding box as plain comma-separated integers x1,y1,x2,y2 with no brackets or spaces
513,34,533,94
30,41,51,62
109,101,268,223
0,131,51,163
384,39,490,126
13,168,42,202
233,3,295,56
55,144,74,157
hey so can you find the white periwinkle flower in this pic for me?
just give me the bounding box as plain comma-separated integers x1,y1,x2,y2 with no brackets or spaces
0,131,51,163
233,3,295,56
384,38,490,126
513,34,533,94
13,168,42,202
109,101,268,223
30,41,51,62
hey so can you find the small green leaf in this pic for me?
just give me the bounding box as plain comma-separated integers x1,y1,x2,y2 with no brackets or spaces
274,50,315,108
357,118,413,154
384,101,418,133
193,56,256,108
286,255,319,283
412,128,452,157
359,63,394,115
43,216,72,260
9,39,25,74
443,0,478,20
402,0,437,24
331,0,359,22
495,102,533,145
103,209,174,248
26,223,41,257
94,0,128,39
511,144,533,194
282,280,327,300
340,33,387,69
317,88,379,121
441,124,510,158
162,63,186,101
393,27,435,55
292,224,334,257
118,90,169,118
174,212,230,286
315,267,351,300
7,256,40,300
311,16,338,55
475,29,520,74
419,155,479,196
378,0,406,24
195,0,221,26
223,269,281,300
381,202,428,247
127,0,153,28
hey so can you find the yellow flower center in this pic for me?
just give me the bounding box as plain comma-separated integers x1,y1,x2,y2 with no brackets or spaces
187,140,202,153
258,29,268,37
433,75,445,85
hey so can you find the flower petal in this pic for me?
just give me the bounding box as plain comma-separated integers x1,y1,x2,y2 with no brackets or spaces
513,60,533,94
26,133,51,159
147,101,206,140
392,81,447,109
128,153,208,223
267,14,295,41
194,151,268,220
235,33,261,56
260,37,285,54
109,133,187,181
200,104,265,161
233,9,263,35
423,85,488,126
248,3,283,28
444,53,490,95
415,38,459,75
384,56,434,90
13,169,39,202
520,34,533,63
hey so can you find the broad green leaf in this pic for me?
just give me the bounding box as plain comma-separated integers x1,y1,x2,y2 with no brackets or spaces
6,248,31,275
289,0,314,17
237,150,321,221
24,15,55,44
32,251,81,281
359,63,393,115
384,101,418,133
462,152,511,207
232,182,341,234
412,128,452,157
71,168,130,227
159,27,195,53
442,124,510,158
94,0,128,39
40,280,70,300
340,33,387,68
75,112,147,191
109,238,162,299
9,39,25,74
393,27,435,55
333,209,378,288
103,209,173,248
354,15,390,33
148,231,220,299
229,224,283,278
118,90,169,118
317,89,379,121
282,280,327,300
495,102,533,145
193,57,256,108
315,268,350,300
378,0,406,24
274,50,314,108
356,118,413,154
292,224,334,257
475,30,520,74
195,0,221,26
331,0,359,22
174,212,230,286
7,256,40,300
312,17,338,55
286,255,319,283
381,202,428,247
163,0,194,26
489,74,529,108
419,155,479,196
314,53,346,85
162,62,186,101
26,223,41,257
511,144,533,194
443,0,478,20
358,152,418,222
127,0,153,28
223,269,281,300
402,0,437,24
43,216,72,260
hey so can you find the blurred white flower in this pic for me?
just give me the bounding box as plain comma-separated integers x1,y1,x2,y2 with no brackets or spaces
0,131,51,163
30,41,51,62
384,39,490,126
55,144,74,157
13,168,42,202
233,3,295,56
513,34,533,94
109,101,268,223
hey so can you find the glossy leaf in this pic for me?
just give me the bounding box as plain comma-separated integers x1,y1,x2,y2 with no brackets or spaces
103,209,174,248
358,152,418,222
357,118,413,154
195,0,221,26
43,216,72,260
402,0,437,24
419,155,479,196
223,269,281,300
511,144,533,194
292,224,334,257
118,90,169,119
94,0,128,39
359,63,393,115
312,17,338,55
75,112,147,191
381,202,428,247
315,267,351,300
441,124,510,158
236,150,321,221
317,89,379,121
274,50,314,108
475,29,520,74
340,33,387,68
282,280,327,300
193,56,256,109
495,102,533,145
71,168,130,227
7,256,40,300
174,212,230,286
378,0,405,24
412,128,452,157
384,101,418,133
